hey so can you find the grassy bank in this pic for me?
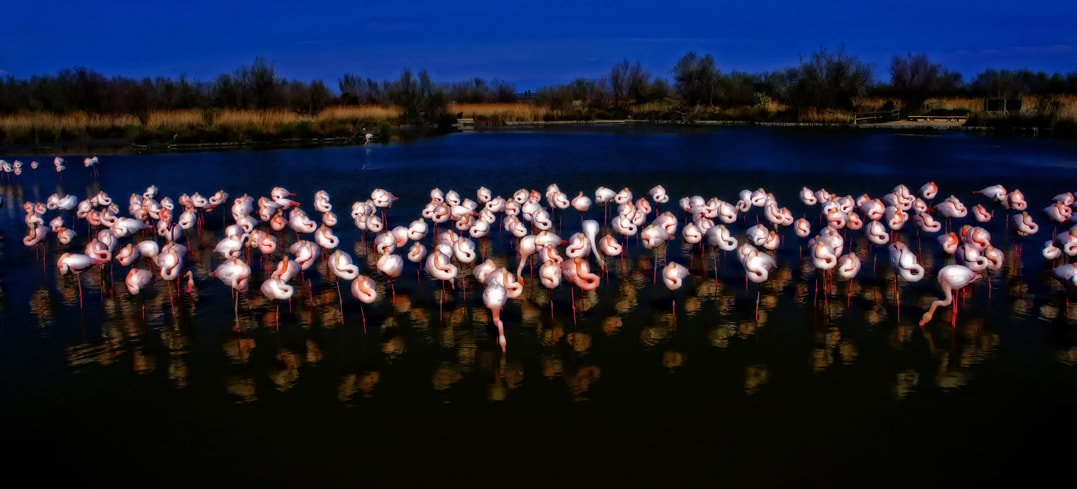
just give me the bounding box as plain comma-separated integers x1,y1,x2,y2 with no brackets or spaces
3,96,1077,149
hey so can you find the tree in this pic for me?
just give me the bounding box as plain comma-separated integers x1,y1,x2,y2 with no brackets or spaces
608,59,651,107
890,53,962,112
672,52,719,107
233,57,280,109
385,68,451,130
776,45,873,111
716,71,763,107
970,69,1027,98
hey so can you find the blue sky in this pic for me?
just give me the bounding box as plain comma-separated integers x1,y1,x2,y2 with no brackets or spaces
4,0,1075,92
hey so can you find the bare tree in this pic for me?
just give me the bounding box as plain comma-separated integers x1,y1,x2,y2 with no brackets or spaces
672,52,719,107
890,53,962,111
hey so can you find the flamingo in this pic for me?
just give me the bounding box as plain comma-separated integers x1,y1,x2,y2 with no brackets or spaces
920,182,938,200
483,276,509,352
425,245,458,318
919,265,981,326
888,241,924,317
739,244,775,320
377,251,404,304
974,185,1009,208
126,268,154,318
350,275,378,331
260,276,295,328
156,242,187,314
322,249,358,317
662,262,690,315
837,252,861,305
57,253,104,308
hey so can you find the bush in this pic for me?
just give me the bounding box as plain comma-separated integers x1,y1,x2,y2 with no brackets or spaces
1052,118,1077,138
375,122,392,142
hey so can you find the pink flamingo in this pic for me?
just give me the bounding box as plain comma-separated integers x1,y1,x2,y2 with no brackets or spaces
58,252,104,308
919,265,981,327
662,261,690,316
350,275,378,332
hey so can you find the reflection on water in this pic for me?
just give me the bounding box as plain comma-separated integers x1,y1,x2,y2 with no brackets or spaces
3,130,1077,484
7,183,1066,409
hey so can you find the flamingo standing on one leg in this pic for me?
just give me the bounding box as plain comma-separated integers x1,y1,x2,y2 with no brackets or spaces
214,256,251,327
662,261,690,320
739,244,776,321
328,250,360,323
350,275,378,332
125,267,153,319
377,250,404,305
260,276,295,329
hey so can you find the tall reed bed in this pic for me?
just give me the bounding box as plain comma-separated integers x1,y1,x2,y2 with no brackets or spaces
0,112,140,141
450,102,549,122
317,105,398,122
797,108,853,124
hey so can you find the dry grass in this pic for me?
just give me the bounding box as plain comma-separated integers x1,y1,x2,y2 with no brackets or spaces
922,97,983,114
215,109,301,127
5,97,1077,144
0,111,140,134
924,95,1077,118
126,105,398,129
855,96,892,110
146,109,203,127
797,107,854,123
1054,95,1077,119
450,102,549,122
316,105,398,121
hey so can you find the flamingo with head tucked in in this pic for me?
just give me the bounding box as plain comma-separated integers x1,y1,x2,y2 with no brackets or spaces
350,275,378,332
260,275,294,329
662,261,690,316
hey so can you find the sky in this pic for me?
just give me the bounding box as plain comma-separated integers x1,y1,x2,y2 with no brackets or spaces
3,0,1076,93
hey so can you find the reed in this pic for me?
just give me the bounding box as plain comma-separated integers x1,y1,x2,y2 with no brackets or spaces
922,97,983,114
214,109,305,127
0,111,140,141
317,105,398,121
450,102,549,122
1054,95,1077,119
798,107,853,124
146,109,204,128
854,96,892,110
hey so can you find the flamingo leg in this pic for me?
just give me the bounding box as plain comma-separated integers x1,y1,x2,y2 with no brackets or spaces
337,280,344,324
755,290,760,322
571,286,577,326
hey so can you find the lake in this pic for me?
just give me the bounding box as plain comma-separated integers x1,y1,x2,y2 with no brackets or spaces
3,126,1077,487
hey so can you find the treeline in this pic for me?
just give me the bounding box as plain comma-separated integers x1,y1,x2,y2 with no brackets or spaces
0,57,516,122
2,48,1077,138
538,48,1077,120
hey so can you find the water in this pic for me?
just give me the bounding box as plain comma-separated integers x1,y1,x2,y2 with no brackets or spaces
3,127,1077,487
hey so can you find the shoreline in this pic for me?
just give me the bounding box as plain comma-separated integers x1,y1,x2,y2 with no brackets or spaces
0,119,1023,155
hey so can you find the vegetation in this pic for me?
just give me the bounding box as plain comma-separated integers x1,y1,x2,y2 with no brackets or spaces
3,46,1077,148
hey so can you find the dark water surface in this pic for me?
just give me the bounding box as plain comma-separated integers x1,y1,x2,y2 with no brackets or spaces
3,127,1077,487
